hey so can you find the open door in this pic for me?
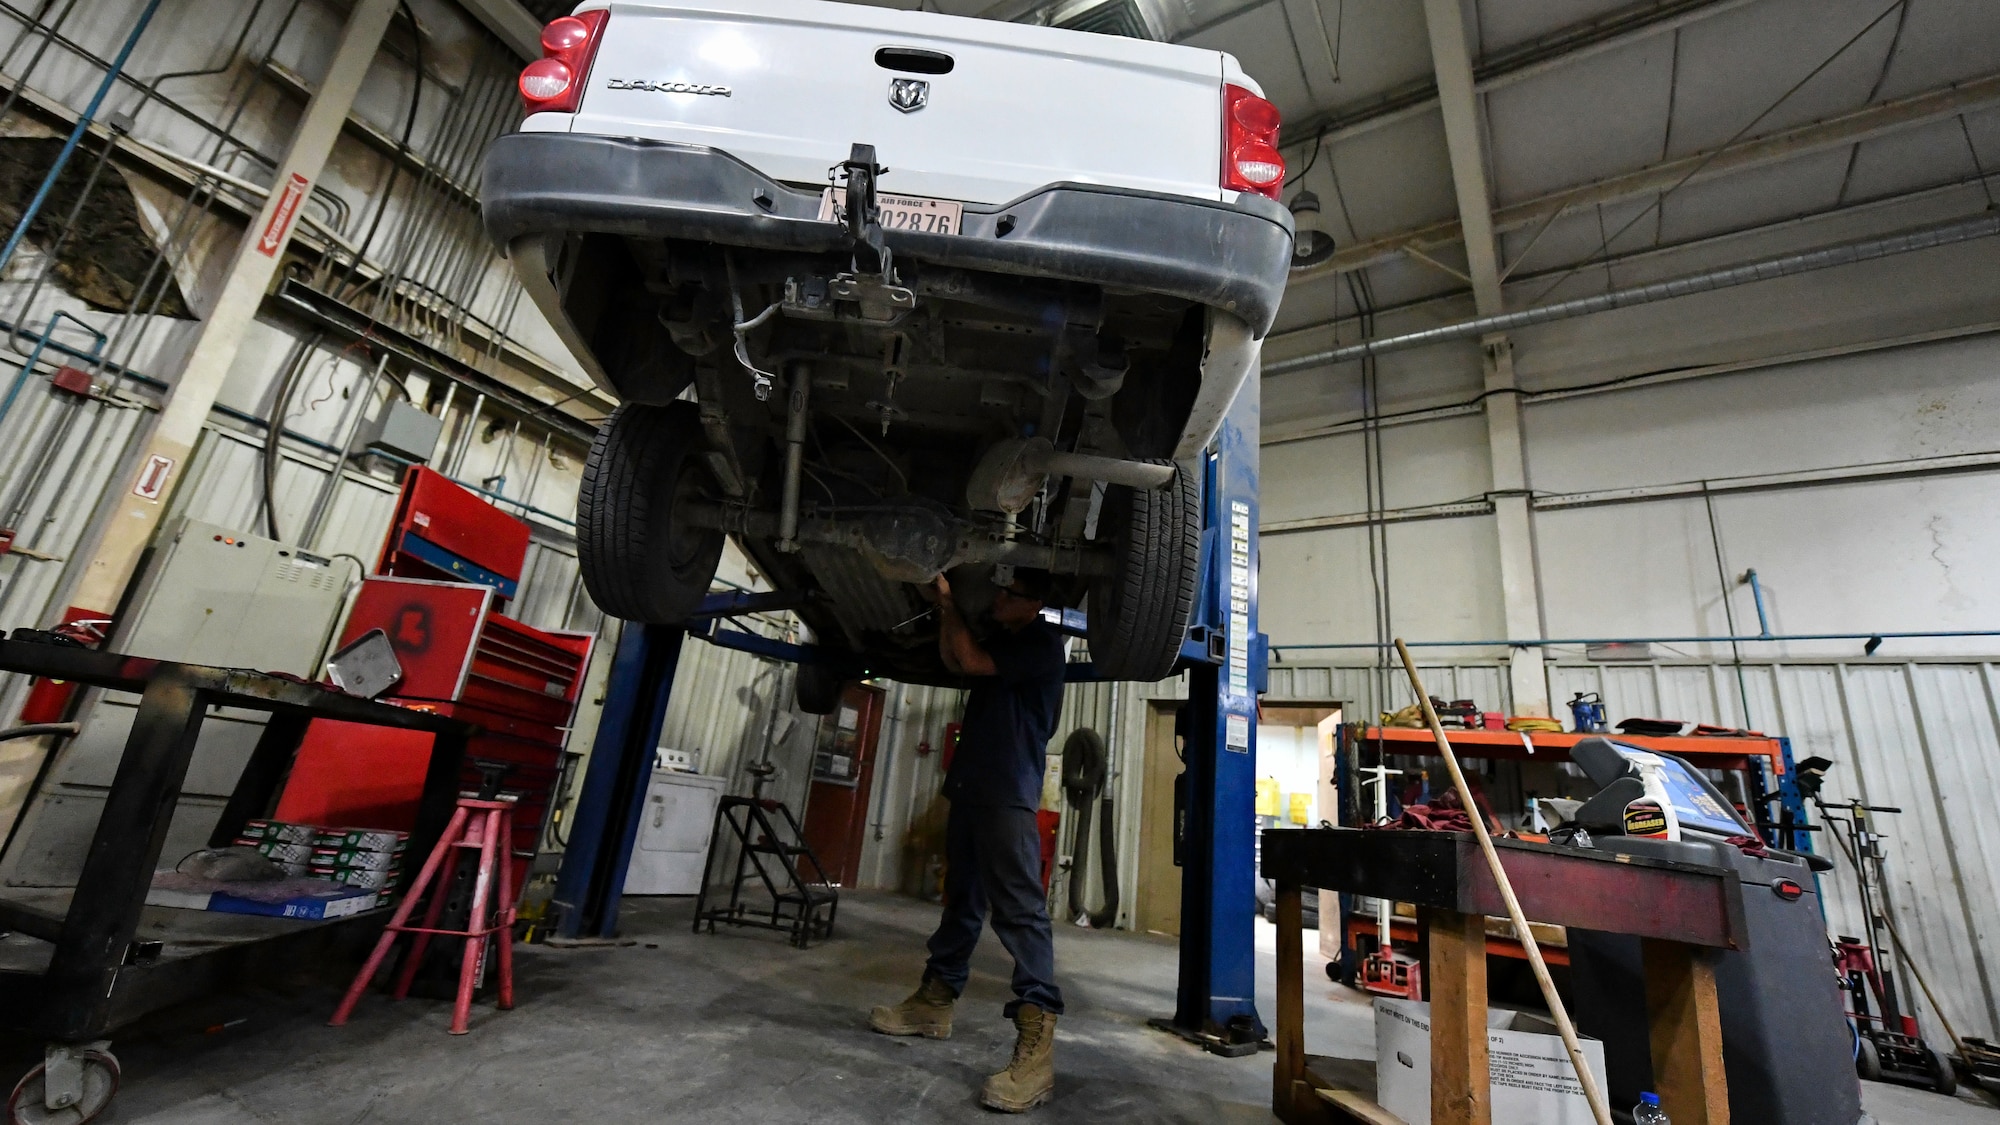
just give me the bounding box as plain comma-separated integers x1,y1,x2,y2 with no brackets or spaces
799,683,884,887
1136,702,1182,936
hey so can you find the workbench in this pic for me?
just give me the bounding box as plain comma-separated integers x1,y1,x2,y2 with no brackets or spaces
0,635,474,1046
1264,828,1747,1125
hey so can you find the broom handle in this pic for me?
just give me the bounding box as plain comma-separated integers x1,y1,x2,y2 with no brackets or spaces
1396,640,1614,1125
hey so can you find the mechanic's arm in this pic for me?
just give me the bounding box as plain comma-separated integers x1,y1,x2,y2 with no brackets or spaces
932,576,996,677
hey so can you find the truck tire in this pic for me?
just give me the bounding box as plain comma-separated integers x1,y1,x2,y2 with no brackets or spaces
577,401,723,624
795,662,845,715
1086,464,1199,682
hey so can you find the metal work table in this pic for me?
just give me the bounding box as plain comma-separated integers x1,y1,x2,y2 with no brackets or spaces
1264,828,1746,1125
0,636,474,1049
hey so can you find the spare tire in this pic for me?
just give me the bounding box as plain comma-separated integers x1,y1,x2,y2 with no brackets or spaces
1086,464,1200,682
577,400,723,623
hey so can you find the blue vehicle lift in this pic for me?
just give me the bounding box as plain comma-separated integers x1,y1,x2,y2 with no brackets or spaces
549,379,1271,1058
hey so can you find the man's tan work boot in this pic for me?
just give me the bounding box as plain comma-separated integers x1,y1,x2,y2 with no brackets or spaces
980,1004,1057,1112
869,977,956,1039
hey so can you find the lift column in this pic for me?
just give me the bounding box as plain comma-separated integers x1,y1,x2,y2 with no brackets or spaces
548,624,685,940
1167,369,1267,1052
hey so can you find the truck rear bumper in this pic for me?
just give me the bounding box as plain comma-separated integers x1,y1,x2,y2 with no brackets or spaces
481,131,1294,336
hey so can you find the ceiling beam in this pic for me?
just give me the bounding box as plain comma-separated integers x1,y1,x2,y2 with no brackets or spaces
1285,0,1757,152
1294,69,2000,283
1421,0,1503,315
456,0,543,60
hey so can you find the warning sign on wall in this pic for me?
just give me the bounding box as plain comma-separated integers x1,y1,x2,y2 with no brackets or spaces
133,454,174,501
257,173,310,256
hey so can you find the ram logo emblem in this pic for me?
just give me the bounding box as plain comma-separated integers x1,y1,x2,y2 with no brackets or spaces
889,77,929,113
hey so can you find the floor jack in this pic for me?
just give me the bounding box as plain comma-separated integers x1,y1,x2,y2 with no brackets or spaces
1819,798,1958,1095
1353,761,1422,1000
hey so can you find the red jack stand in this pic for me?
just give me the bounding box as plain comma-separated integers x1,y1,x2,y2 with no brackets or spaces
331,798,517,1035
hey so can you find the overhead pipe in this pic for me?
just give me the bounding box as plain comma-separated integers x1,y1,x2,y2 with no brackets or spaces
0,0,164,276
1272,628,2000,651
1266,211,2000,374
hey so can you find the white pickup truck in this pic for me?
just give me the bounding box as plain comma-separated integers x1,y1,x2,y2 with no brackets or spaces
482,0,1293,695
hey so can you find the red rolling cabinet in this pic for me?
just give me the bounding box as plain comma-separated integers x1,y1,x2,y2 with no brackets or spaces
275,471,591,893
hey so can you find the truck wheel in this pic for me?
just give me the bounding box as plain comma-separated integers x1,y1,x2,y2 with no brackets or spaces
577,401,723,624
1086,464,1199,682
795,662,845,715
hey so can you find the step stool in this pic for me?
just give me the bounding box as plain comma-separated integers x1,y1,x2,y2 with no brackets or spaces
330,798,516,1034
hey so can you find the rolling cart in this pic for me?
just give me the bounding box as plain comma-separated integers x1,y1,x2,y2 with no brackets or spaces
0,634,473,1124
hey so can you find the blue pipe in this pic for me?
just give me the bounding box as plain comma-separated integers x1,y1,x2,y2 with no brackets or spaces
1273,629,2000,651
0,312,105,430
1745,569,1772,639
0,0,166,276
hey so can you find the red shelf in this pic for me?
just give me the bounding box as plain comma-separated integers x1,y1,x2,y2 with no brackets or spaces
1360,726,1785,775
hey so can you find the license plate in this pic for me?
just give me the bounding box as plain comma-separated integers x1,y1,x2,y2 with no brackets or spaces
818,187,963,235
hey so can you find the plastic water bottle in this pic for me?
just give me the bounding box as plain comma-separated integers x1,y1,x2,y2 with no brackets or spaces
1633,1092,1671,1125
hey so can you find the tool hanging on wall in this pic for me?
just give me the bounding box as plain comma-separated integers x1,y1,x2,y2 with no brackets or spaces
1060,727,1119,929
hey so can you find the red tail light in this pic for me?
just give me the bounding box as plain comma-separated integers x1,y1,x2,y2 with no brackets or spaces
519,10,608,116
1222,83,1284,199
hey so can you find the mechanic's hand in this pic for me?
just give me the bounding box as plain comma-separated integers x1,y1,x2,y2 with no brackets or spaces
931,574,953,606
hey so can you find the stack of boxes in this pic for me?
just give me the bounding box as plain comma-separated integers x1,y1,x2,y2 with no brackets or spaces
237,819,408,906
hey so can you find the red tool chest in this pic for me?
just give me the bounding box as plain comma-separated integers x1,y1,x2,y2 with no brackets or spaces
275,471,591,895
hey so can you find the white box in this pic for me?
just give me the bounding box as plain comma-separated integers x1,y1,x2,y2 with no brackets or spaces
1376,997,1605,1125
623,771,728,895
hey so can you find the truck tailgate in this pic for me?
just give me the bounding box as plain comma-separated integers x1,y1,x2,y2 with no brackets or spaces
554,0,1227,206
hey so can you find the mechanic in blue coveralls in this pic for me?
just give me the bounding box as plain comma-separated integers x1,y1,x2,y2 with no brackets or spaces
869,567,1067,1113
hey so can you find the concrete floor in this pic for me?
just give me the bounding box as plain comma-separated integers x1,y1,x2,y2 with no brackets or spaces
2,891,1990,1123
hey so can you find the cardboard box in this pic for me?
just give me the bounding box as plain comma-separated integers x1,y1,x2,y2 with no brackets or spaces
310,865,397,890
246,819,317,845
1376,998,1606,1125
146,882,377,921
313,827,408,852
308,845,403,871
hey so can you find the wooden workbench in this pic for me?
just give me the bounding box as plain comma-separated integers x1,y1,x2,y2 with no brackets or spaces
1264,828,1747,1125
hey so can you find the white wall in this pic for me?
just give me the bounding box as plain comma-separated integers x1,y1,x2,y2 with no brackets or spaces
1260,266,2000,665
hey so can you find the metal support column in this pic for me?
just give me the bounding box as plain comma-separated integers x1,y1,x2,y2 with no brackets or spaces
1158,360,1266,1053
549,623,685,940
69,0,398,617
1423,0,1552,716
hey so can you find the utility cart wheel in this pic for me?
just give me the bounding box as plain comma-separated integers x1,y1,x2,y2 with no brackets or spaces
1927,1045,1959,1096
8,1048,119,1125
1855,1035,1882,1081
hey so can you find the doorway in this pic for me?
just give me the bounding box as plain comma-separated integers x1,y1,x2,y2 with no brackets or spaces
799,682,885,887
1134,701,1344,939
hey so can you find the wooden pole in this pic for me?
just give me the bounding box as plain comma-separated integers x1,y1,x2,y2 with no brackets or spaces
1394,638,1614,1125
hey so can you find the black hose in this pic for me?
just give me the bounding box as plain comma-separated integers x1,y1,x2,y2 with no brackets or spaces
260,333,321,540
0,722,79,743
1060,727,1118,928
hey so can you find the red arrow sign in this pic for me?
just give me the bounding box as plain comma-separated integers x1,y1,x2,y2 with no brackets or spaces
133,454,174,500
257,173,310,257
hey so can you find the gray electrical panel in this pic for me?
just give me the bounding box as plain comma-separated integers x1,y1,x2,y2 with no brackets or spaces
364,399,445,464
2,520,355,887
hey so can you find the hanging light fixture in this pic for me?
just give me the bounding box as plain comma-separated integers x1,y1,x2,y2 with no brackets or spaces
1289,189,1336,270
